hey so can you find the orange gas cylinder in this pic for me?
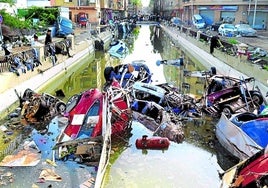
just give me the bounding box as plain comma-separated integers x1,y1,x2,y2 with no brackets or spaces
135,135,170,150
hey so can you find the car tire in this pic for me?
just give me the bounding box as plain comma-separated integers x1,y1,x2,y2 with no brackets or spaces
210,67,217,75
22,88,34,100
56,102,66,113
222,105,233,118
251,93,263,106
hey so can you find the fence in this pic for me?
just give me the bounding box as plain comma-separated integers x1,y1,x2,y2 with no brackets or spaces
0,38,73,74
0,134,23,159
0,60,9,73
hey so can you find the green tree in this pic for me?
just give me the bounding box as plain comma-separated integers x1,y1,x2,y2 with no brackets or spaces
0,0,15,4
0,10,29,29
130,0,142,7
23,7,58,26
130,0,142,14
0,6,58,30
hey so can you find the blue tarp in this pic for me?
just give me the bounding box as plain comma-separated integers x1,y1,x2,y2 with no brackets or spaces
241,118,268,148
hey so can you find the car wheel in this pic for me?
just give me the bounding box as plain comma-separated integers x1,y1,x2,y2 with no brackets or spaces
210,67,217,75
22,88,34,99
222,105,233,118
56,102,66,113
251,93,263,105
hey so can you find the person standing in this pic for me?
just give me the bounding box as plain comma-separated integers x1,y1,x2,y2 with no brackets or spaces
44,29,57,65
210,35,220,55
45,29,52,45
262,20,266,30
64,36,72,57
31,34,42,67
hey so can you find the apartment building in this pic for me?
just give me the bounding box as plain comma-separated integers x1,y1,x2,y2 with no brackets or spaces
155,0,268,29
63,0,132,24
53,0,100,24
18,0,130,25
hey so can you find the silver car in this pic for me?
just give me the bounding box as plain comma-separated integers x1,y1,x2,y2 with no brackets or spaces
218,23,238,37
235,24,257,37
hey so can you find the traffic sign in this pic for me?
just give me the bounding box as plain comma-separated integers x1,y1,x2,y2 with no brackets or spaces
0,15,3,24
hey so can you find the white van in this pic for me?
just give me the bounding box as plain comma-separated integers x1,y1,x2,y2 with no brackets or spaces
192,14,205,29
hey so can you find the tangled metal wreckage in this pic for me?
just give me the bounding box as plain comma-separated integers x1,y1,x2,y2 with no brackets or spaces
2,58,268,187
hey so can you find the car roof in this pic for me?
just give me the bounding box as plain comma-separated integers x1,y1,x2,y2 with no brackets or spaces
193,14,203,19
235,24,251,27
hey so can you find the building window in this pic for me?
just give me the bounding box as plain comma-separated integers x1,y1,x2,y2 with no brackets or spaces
78,0,95,6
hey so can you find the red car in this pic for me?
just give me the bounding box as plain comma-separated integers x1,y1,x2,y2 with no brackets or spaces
78,13,88,28
220,148,268,188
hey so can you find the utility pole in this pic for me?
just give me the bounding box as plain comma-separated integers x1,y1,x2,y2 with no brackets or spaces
252,0,257,28
192,0,194,17
248,0,251,16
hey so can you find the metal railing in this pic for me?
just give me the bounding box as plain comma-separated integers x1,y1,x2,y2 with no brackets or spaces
95,92,112,188
0,134,23,159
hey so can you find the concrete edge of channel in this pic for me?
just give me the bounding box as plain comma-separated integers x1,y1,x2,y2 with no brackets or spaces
0,41,93,119
161,25,268,97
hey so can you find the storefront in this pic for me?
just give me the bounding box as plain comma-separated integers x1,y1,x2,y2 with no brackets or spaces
198,5,238,25
247,6,268,29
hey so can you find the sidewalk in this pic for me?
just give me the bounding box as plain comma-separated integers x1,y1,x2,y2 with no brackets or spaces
162,25,268,94
0,29,92,118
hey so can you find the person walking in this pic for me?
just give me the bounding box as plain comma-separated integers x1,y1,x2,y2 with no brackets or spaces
64,36,73,58
210,35,220,55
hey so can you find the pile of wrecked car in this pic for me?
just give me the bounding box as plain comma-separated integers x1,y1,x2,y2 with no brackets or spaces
1,58,268,187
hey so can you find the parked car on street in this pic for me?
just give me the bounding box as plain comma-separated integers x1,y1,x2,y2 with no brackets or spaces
192,14,206,29
77,12,88,28
218,23,237,37
235,24,257,37
170,17,183,27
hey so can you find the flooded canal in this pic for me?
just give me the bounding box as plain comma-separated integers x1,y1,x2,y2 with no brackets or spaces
102,25,236,188
2,24,239,187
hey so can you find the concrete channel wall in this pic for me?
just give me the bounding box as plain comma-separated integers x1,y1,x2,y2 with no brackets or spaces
161,25,268,97
0,30,113,119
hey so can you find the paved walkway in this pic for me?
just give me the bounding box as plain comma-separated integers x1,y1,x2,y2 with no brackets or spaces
162,25,268,95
